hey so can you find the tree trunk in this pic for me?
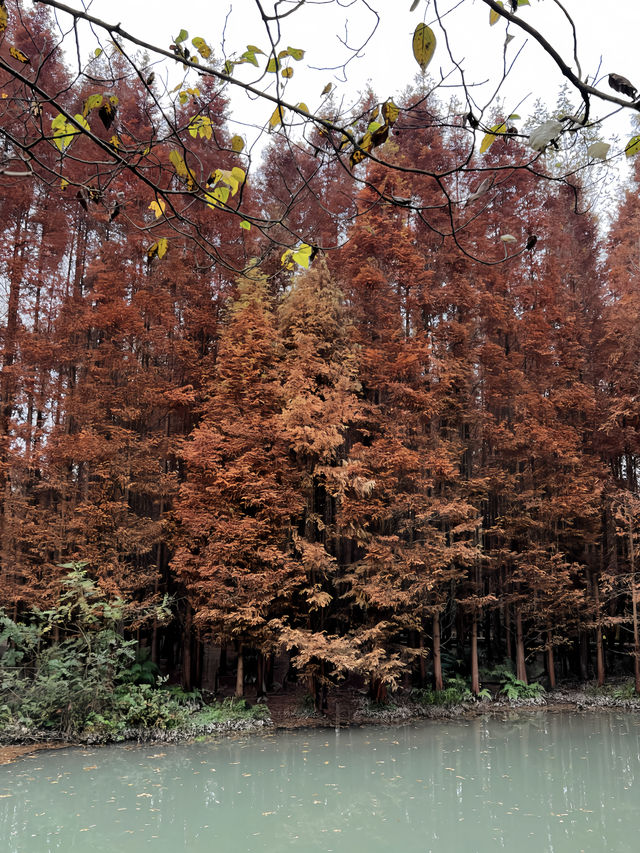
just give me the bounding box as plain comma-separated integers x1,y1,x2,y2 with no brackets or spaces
418,632,426,686
579,631,589,681
594,574,605,687
235,645,244,698
182,604,193,691
515,607,527,684
470,612,479,696
629,515,640,694
546,627,556,689
433,612,443,691
504,602,512,662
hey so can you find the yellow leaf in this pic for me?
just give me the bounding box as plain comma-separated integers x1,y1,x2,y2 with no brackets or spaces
230,166,246,186
157,237,168,259
480,122,506,154
281,67,294,79
269,105,286,129
73,113,90,134
169,149,195,189
281,248,295,269
292,243,313,268
191,36,212,59
287,47,305,61
231,135,245,152
169,149,188,178
205,186,230,208
149,199,166,218
321,83,332,96
297,102,310,114
83,93,103,117
490,1,504,26
282,243,314,269
240,220,251,230
9,46,29,64
625,135,640,158
266,57,280,73
412,23,436,73
51,113,76,152
188,115,213,140
109,134,121,150
0,5,8,35
382,99,400,126
61,179,69,190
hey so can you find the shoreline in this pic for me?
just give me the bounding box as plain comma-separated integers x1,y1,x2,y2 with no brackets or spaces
3,686,640,764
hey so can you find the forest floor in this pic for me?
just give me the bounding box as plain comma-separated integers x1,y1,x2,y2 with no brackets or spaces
265,682,640,729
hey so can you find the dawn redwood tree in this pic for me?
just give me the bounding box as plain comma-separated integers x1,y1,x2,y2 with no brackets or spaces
275,261,363,701
335,131,482,696
172,272,305,695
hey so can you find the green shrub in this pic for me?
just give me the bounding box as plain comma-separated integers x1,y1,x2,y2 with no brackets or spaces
499,671,545,701
611,680,639,700
191,697,268,725
412,677,472,706
0,566,173,737
118,646,160,686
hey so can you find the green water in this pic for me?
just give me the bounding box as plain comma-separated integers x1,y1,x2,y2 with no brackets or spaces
1,712,639,852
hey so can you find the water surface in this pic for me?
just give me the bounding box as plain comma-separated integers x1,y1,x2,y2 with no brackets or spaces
2,712,640,852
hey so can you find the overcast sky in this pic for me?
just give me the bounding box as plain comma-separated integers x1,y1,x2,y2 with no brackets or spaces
42,0,640,165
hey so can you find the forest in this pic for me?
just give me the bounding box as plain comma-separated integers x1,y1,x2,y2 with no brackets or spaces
1,1,640,726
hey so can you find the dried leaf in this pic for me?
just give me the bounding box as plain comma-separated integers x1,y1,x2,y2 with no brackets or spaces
9,46,29,64
587,141,610,160
528,119,563,151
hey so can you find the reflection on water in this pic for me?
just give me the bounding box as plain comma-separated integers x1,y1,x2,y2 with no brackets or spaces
1,712,640,852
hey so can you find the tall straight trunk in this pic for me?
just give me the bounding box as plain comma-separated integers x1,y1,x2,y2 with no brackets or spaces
235,645,244,698
515,607,527,684
0,211,26,587
629,515,640,694
182,604,193,691
432,612,443,691
470,612,479,696
594,572,605,687
546,627,556,689
418,633,426,687
579,631,589,681
504,602,513,662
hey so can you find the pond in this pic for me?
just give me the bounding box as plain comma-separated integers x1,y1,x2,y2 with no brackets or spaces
1,712,639,852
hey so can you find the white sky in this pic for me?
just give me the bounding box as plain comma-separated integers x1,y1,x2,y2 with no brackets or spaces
40,0,640,172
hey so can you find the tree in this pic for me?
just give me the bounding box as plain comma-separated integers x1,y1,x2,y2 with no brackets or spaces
171,272,305,695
